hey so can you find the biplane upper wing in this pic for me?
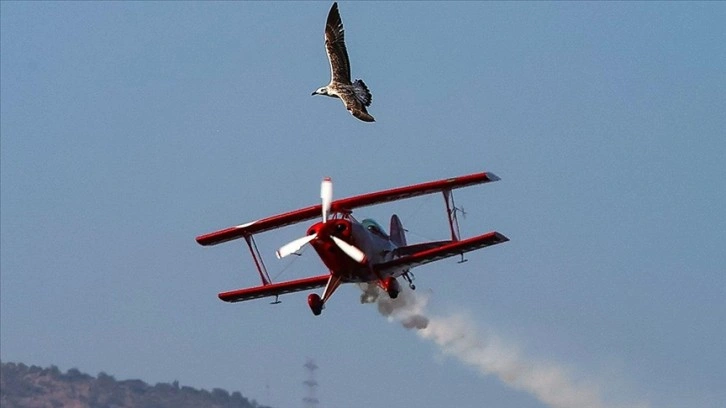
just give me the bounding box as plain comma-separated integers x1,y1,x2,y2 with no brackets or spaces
218,274,330,303
196,171,500,246
375,231,509,275
196,205,323,246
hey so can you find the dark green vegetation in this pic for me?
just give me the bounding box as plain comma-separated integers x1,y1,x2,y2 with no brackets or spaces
1,361,272,408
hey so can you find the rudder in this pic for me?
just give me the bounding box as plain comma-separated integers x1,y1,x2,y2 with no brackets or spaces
389,214,407,247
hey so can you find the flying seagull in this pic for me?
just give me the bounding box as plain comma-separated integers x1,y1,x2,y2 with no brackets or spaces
312,2,375,122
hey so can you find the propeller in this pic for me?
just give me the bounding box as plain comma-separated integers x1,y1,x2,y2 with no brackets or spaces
331,236,366,263
275,177,366,264
321,177,332,223
275,233,317,259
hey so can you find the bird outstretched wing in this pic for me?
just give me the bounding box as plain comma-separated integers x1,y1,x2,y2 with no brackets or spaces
339,89,375,122
325,2,351,85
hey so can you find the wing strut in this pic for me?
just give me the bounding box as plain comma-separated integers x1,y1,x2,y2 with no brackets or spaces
443,189,469,263
244,235,272,285
443,189,462,242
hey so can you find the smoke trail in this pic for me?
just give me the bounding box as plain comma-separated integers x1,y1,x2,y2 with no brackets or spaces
361,285,648,408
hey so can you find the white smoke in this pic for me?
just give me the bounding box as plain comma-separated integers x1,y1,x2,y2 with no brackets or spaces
361,285,648,408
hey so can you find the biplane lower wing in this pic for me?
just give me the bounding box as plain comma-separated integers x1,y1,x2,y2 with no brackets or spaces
196,171,500,246
376,231,509,274
218,274,330,303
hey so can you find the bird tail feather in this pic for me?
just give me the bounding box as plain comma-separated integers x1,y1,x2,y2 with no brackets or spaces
353,79,372,107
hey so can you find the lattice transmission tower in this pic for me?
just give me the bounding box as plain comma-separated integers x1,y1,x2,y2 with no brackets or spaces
302,358,320,408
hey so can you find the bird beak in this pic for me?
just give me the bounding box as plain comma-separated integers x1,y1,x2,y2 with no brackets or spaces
311,91,317,96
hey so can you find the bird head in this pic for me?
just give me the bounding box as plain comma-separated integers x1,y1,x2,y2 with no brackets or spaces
312,87,329,96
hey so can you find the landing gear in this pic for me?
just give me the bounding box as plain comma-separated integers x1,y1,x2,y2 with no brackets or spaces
384,277,400,299
402,272,416,290
307,293,324,316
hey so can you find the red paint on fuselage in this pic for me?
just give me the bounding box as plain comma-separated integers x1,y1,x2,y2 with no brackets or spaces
306,217,398,283
307,219,361,278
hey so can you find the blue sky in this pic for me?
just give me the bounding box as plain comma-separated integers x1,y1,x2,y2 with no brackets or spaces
1,2,724,408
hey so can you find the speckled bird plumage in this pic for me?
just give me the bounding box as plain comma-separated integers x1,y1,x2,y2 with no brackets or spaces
312,2,375,122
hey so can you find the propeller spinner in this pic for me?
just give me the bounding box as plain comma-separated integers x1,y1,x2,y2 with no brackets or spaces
275,177,365,263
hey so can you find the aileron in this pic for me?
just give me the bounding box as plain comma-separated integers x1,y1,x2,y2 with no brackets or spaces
219,275,330,303
376,232,509,274
196,171,500,246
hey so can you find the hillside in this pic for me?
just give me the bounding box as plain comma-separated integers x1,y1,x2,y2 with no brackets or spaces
0,361,273,408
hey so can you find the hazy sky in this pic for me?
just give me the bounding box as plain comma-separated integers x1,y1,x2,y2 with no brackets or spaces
2,2,724,408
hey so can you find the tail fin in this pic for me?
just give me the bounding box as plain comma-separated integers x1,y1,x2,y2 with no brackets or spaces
390,214,407,247
353,79,372,107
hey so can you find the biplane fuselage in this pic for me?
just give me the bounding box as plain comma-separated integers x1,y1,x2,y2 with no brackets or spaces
307,217,394,282
196,171,509,316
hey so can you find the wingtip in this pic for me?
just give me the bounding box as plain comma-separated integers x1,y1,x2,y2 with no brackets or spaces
493,231,510,243
328,2,339,18
352,110,375,122
485,172,501,182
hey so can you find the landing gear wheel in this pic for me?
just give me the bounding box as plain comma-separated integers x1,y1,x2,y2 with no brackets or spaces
385,277,400,299
307,293,323,316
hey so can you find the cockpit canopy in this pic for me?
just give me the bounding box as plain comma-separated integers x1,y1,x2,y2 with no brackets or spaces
361,218,388,239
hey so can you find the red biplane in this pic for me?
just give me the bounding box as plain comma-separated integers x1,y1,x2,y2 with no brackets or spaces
196,171,508,315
